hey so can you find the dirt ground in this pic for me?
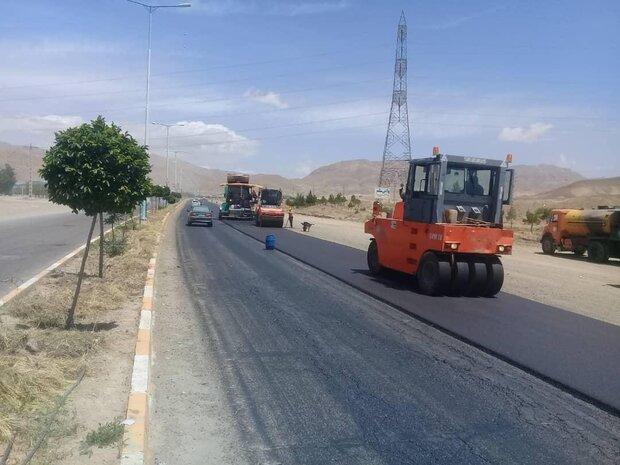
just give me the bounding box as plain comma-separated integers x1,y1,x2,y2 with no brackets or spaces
292,213,620,327
0,196,70,221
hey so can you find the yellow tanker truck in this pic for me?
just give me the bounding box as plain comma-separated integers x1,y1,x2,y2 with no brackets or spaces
541,207,620,262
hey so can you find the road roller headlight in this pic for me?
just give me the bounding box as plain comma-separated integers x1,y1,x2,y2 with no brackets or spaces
498,245,505,253
444,242,459,251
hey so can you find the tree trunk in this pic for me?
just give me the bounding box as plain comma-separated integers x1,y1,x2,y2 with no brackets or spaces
530,223,534,232
66,215,97,329
98,212,104,278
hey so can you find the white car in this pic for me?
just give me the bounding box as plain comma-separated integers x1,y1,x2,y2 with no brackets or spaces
191,199,201,207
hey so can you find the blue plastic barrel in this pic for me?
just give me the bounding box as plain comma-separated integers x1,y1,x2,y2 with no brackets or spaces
265,234,276,250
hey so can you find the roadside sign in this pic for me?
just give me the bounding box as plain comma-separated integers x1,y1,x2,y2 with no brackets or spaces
374,187,390,200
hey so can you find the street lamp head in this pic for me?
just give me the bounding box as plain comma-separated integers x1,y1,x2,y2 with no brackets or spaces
177,3,191,7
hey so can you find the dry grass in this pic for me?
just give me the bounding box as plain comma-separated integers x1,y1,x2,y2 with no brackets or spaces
0,208,170,462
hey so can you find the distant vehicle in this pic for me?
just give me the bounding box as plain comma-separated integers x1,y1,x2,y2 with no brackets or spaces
541,208,620,262
365,148,514,296
219,173,261,220
254,188,284,227
191,199,201,207
186,205,213,227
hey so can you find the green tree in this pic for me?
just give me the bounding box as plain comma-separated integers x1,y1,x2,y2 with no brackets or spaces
334,193,346,204
348,194,361,208
506,205,517,228
305,190,317,205
40,116,151,328
328,194,335,204
0,163,16,194
319,195,327,204
522,210,541,232
535,205,553,222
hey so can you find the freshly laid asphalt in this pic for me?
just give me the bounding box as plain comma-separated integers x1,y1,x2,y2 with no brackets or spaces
152,207,620,464
225,218,620,413
0,212,93,297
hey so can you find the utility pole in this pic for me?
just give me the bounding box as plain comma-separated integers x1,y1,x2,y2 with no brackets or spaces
28,143,33,198
378,11,411,192
152,122,184,187
126,1,191,220
173,150,186,192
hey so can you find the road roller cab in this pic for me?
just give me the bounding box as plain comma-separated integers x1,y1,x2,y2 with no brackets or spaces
365,150,515,296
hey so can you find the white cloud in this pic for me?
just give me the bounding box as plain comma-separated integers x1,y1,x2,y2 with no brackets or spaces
243,89,289,109
498,122,553,143
146,120,258,165
192,0,350,16
0,114,84,146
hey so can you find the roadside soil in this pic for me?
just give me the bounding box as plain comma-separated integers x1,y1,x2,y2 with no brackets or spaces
0,209,172,464
291,213,620,327
0,196,71,221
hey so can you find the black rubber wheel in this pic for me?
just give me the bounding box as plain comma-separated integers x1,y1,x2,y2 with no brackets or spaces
482,256,504,297
587,241,609,263
541,236,555,254
573,246,586,256
451,259,470,296
367,240,383,276
465,260,488,296
277,219,284,228
207,223,213,228
417,252,451,296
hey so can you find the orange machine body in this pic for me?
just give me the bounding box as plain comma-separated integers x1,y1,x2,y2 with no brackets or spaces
364,202,514,275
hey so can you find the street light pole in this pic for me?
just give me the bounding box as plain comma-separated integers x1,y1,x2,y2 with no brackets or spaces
173,150,187,192
126,0,191,147
152,122,184,187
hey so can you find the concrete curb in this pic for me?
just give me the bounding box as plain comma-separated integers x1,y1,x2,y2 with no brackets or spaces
120,209,174,465
0,217,137,308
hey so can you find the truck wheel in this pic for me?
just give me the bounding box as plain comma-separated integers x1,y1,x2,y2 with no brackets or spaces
573,246,586,256
482,256,504,297
465,260,487,297
367,240,383,276
541,236,555,254
587,241,609,263
417,252,451,296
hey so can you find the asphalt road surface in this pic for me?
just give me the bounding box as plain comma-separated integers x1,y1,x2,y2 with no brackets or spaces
227,219,620,412
0,212,93,296
148,208,619,465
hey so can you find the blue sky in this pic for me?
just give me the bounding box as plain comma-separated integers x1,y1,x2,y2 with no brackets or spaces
0,0,618,177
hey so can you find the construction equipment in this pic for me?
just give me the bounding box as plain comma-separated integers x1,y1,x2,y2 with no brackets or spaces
219,174,261,220
541,208,620,262
254,188,285,227
364,149,515,296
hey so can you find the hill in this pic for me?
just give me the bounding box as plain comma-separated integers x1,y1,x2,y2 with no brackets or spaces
535,177,620,199
0,140,596,198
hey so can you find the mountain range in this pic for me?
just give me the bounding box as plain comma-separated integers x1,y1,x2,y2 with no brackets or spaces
0,141,608,199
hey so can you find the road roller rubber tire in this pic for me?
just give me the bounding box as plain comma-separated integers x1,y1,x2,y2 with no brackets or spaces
482,256,504,297
451,259,470,296
367,240,383,276
465,260,488,297
418,252,451,296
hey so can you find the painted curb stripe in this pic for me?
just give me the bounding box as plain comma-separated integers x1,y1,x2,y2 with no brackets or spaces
120,207,174,464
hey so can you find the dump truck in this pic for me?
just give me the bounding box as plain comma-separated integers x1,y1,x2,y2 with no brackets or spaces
541,208,620,262
219,174,261,220
364,149,514,296
254,188,285,227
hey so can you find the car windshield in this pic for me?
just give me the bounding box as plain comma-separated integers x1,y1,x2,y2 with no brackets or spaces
445,164,492,196
261,189,282,205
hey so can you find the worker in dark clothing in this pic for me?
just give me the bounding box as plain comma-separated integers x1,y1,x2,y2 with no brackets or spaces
399,183,405,200
288,208,294,228
466,171,484,195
